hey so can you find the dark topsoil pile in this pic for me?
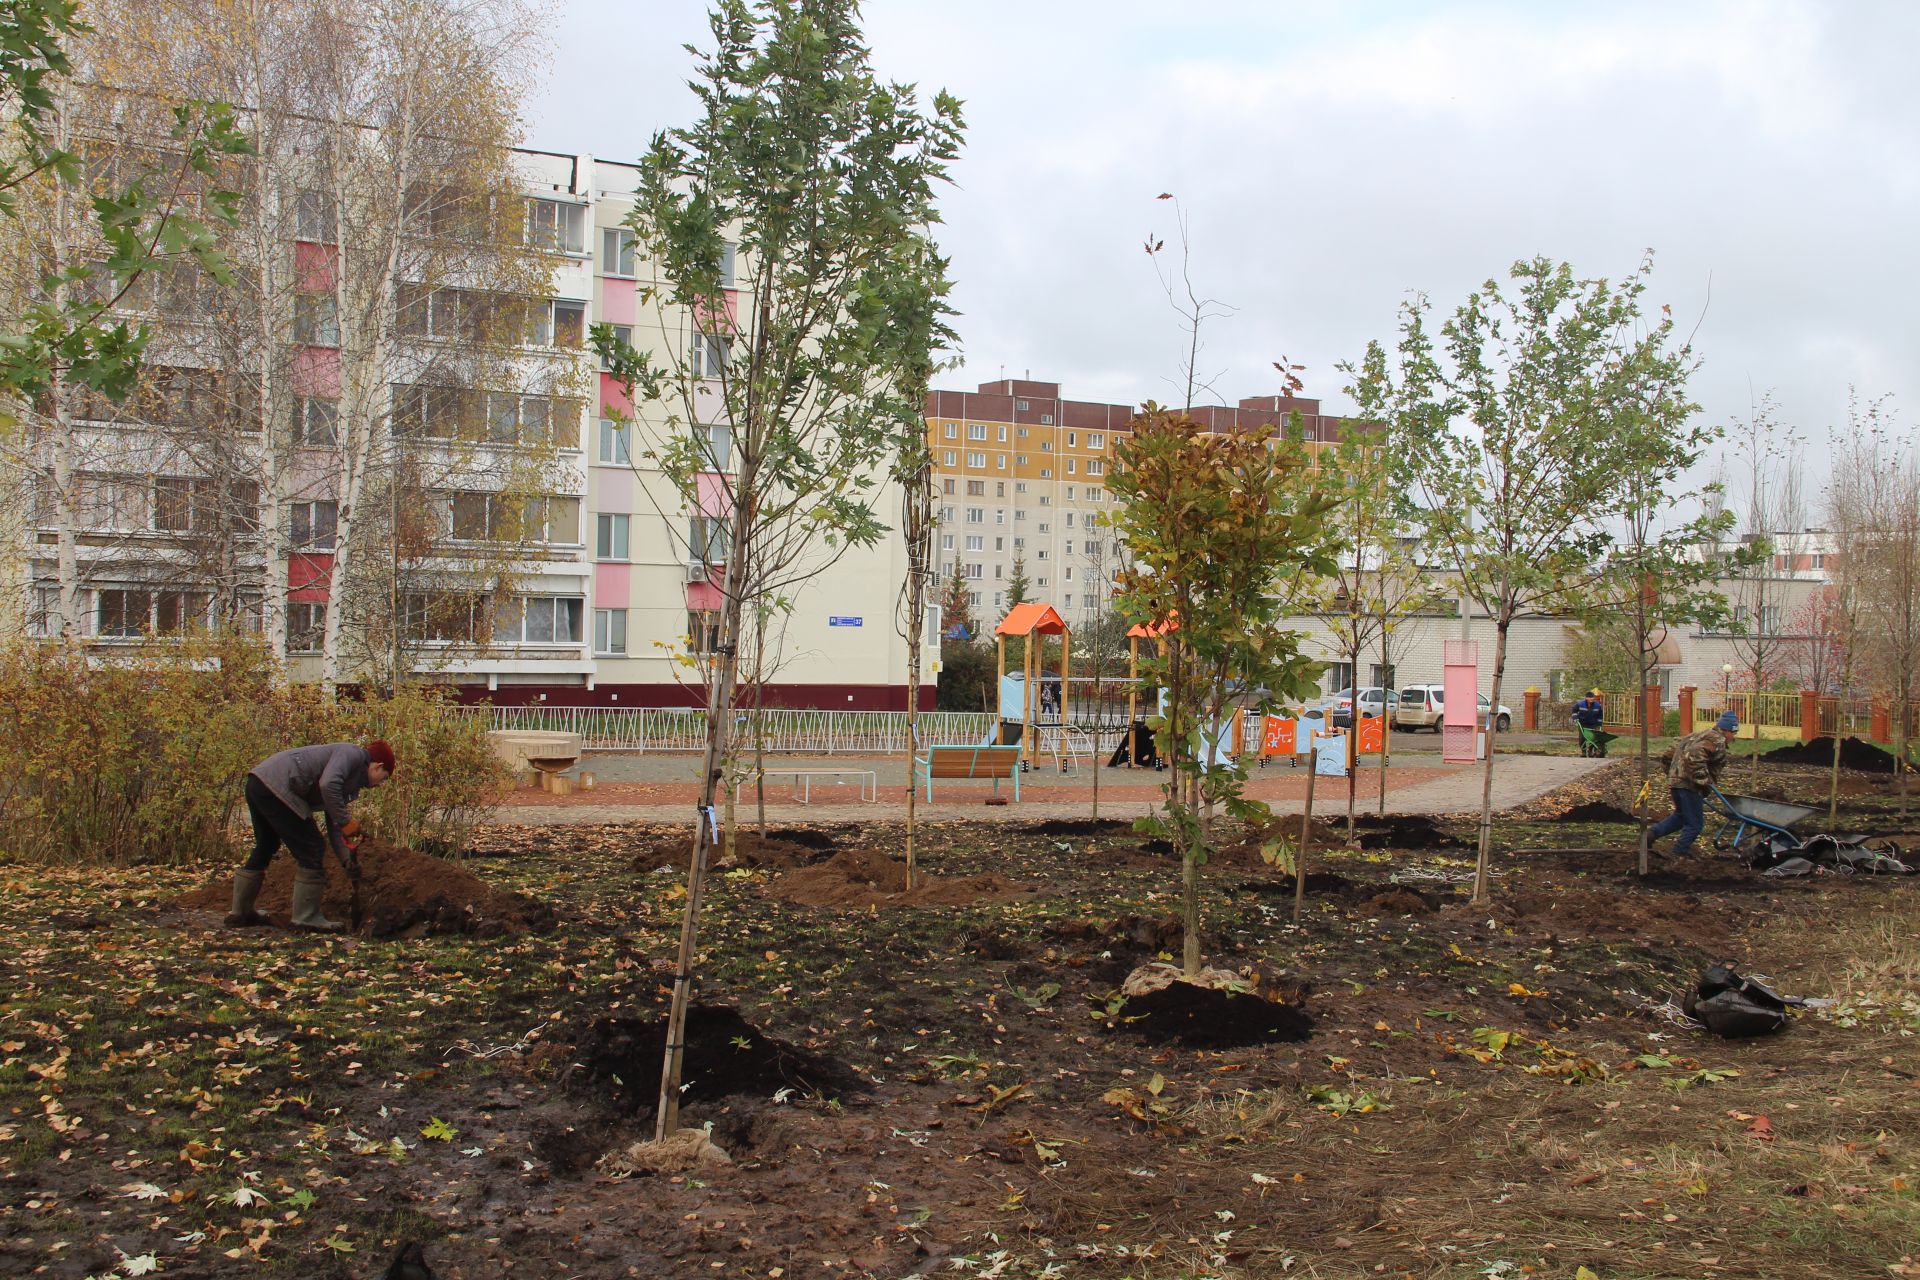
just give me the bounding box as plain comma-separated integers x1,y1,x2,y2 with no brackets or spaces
176,839,556,939
1764,735,1900,774
773,846,1036,908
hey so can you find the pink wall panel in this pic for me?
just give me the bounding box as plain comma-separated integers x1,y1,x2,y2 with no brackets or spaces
695,472,732,518
596,466,633,511
291,347,341,397
599,372,633,418
600,278,637,325
593,562,631,609
294,242,337,292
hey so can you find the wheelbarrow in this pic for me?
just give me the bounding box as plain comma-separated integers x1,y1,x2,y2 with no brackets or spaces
1578,725,1616,758
1706,787,1818,854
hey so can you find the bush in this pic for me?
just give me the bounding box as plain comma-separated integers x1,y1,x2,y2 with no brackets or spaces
0,635,505,867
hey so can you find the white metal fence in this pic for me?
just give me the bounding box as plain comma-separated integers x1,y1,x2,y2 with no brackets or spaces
463,705,1003,754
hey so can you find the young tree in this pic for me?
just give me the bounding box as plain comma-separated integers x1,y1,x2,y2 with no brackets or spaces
1722,395,1802,770
1821,397,1888,821
1109,406,1337,976
1838,409,1920,817
1395,255,1697,903
596,0,962,1141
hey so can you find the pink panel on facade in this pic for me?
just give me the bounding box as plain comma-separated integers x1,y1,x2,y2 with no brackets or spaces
289,553,333,602
694,292,738,332
695,472,732,518
294,242,337,292
291,347,341,397
686,581,724,611
597,466,633,510
593,562,630,609
600,278,637,325
599,372,633,418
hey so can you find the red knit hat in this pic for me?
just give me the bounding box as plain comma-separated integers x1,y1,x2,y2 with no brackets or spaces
365,740,397,773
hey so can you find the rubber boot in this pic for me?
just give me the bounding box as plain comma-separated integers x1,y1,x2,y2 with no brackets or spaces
289,867,343,933
224,868,272,927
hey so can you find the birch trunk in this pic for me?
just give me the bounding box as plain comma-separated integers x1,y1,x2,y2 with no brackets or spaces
1471,619,1511,905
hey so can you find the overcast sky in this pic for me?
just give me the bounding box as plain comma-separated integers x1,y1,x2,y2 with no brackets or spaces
526,1,1917,493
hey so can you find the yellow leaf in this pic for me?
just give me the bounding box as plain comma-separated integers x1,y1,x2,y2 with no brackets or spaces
1575,1268,1601,1280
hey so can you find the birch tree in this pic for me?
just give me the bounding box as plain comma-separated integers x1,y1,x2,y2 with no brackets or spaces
594,0,962,1141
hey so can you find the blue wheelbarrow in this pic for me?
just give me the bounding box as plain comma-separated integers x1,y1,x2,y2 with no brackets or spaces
1706,787,1818,854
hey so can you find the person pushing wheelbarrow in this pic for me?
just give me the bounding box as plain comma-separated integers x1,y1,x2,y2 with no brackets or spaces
227,740,396,931
1571,688,1613,757
1648,711,1737,860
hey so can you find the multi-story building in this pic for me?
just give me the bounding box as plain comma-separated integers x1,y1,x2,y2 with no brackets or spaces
924,378,1348,626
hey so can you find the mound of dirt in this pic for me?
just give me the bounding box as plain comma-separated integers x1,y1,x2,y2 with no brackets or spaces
1556,801,1638,824
1350,814,1468,850
176,840,556,939
772,847,1037,908
1023,817,1135,838
571,1005,866,1120
1356,888,1436,917
1764,736,1900,774
1111,980,1314,1048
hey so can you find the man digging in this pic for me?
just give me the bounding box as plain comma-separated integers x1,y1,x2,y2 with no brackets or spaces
228,740,397,931
1648,711,1736,860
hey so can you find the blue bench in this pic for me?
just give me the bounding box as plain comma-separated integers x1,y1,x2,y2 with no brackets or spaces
914,745,1023,802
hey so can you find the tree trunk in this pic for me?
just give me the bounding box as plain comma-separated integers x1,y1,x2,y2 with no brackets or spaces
1345,635,1360,840
1377,629,1391,817
1471,619,1512,904
1635,602,1653,878
1293,750,1318,925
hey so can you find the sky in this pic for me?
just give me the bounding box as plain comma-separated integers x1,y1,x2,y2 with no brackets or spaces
524,1,1918,498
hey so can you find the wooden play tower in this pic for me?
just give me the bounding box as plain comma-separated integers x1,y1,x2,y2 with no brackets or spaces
994,603,1071,769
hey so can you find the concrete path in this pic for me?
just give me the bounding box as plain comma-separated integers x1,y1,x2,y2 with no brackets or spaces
491,752,1609,827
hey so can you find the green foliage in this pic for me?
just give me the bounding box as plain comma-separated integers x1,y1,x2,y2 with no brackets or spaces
1109,406,1340,971
935,636,995,712
0,636,504,866
0,0,251,406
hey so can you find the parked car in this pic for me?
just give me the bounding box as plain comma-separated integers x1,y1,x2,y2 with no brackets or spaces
1396,684,1512,732
1314,686,1398,729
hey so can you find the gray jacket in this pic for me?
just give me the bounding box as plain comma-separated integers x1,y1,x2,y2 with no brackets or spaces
250,743,371,857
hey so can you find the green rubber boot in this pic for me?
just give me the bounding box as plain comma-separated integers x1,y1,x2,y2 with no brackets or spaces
289,867,343,933
224,868,272,927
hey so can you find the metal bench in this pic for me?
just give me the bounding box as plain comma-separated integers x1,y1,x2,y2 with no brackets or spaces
914,744,1022,802
757,768,878,805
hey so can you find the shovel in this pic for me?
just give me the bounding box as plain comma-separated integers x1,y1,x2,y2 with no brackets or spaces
340,820,366,932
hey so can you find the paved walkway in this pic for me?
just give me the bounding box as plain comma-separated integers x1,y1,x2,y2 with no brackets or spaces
492,752,1608,826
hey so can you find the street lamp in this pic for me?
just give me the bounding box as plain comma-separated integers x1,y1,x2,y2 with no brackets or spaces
1721,662,1733,701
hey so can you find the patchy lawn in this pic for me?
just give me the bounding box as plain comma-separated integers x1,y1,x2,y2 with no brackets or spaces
2,768,1917,1280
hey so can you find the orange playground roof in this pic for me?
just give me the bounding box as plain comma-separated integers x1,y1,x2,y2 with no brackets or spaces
995,602,1069,637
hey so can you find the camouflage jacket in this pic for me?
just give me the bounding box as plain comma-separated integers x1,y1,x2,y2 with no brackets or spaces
1667,729,1729,792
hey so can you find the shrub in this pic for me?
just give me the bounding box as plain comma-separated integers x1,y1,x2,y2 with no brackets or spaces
0,635,504,867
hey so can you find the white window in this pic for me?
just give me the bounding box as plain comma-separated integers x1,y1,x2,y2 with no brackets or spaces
943,450,957,466
942,478,955,495
994,564,1002,579
294,294,339,346
1087,487,1103,502
1039,468,1051,479
602,227,636,276
594,608,628,655
291,396,337,448
499,595,585,644
967,423,987,441
697,422,732,471
943,424,957,438
1016,400,1029,411
965,562,983,579
1017,427,1029,438
996,455,1007,470
966,480,986,496
597,323,633,371
940,505,954,522
1038,520,1050,532
1065,560,1073,574
966,451,986,468
526,198,586,254
596,513,630,560
965,535,984,551
718,241,737,288
1065,486,1075,501
995,482,1005,497
965,507,984,523
529,298,585,347
1039,413,1053,425
291,500,337,550
1067,431,1077,446
994,509,1006,525
1040,440,1052,452
687,610,722,654
1088,433,1104,449
1037,549,1050,561
994,537,1004,551
1085,458,1105,476
941,534,954,550
689,514,731,564
969,591,982,608
1039,496,1051,507
691,332,729,377
997,426,1008,442
288,601,325,653
294,190,336,243
1066,459,1076,474
1015,482,1027,494
598,417,631,465
1016,454,1028,465
1013,536,1025,549
1014,510,1027,522
1065,594,1074,608
1065,512,1075,527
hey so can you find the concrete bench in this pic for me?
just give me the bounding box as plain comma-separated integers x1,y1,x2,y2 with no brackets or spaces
914,745,1022,802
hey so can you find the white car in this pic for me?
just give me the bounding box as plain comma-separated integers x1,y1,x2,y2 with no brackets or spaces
1396,683,1511,732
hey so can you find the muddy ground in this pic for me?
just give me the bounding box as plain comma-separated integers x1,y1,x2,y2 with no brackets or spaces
2,756,1917,1280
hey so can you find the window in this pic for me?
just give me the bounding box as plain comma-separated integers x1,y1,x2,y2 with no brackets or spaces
1065,545,1074,560
1013,537,1025,549
995,482,1005,497
718,242,737,288
529,495,580,544
966,480,985,497
1085,539,1101,556
1040,413,1053,424
1017,427,1029,438
943,424,957,438
1016,454,1028,465
531,298,586,347
291,500,338,550
1014,510,1026,522
96,588,151,637
943,450,957,466
153,477,194,532
155,590,210,635
294,190,336,243
1065,486,1075,501
997,426,1008,442
1325,663,1354,695
695,423,732,471
941,534,954,550
1037,549,1050,561
940,505,954,523
1088,433,1104,449
689,514,731,565
499,596,584,644
1066,459,1076,475
965,535,984,551
691,332,729,377
292,397,338,447
942,478,955,495
966,451,986,468
996,455,1007,470
599,416,631,465
288,601,325,653
450,492,578,543
1040,440,1053,452
294,294,339,345
1087,487,1103,502
965,507,984,523
968,591,981,608
601,227,636,275
1039,496,1051,508
594,608,628,655
598,324,633,371
1039,468,1051,479
965,563,982,579
1016,400,1029,411
1085,458,1105,476
526,198,587,254
993,564,1002,579
1759,605,1782,635
1065,594,1073,609
994,509,1006,525
1015,482,1027,494
596,512,630,560
968,424,987,441
687,610,722,654
1067,431,1077,446
1038,521,1050,533
1065,512,1075,527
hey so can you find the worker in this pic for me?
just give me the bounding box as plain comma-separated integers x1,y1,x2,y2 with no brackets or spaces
228,740,396,932
1648,711,1737,860
1571,689,1606,754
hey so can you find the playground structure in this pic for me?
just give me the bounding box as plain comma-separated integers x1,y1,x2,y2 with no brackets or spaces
995,603,1083,771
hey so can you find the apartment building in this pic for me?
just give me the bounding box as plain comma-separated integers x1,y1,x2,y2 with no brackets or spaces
925,378,1348,626
15,144,922,711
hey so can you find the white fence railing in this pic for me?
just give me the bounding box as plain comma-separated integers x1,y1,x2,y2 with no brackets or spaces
463,705,1003,754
